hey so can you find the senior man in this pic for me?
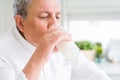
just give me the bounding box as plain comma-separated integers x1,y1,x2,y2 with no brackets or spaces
0,0,111,80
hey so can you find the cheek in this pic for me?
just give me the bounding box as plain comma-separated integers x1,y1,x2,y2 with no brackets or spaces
23,18,49,46
35,21,48,35
30,21,49,43
26,18,47,33
24,18,48,38
35,26,47,37
32,23,48,45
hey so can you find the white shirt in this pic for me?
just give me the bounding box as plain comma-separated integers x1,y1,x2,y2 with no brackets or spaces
0,27,111,80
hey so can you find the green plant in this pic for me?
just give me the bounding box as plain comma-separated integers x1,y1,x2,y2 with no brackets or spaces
75,41,103,58
75,41,95,50
94,42,103,58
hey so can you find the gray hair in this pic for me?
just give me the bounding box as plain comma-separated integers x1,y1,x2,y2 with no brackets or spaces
13,0,32,18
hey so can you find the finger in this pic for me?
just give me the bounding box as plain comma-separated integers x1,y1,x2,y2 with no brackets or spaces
47,27,65,37
51,32,72,46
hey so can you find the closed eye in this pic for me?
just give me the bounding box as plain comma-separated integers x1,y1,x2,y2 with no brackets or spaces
56,15,61,20
39,16,49,19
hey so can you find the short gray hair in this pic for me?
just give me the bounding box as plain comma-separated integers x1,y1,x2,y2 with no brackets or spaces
13,0,32,18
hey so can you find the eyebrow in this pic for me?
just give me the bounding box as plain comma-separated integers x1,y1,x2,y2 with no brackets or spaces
38,11,61,14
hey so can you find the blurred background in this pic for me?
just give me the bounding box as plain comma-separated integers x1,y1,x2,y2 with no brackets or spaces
1,0,120,80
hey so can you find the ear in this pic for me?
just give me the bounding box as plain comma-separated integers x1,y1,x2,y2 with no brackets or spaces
14,15,24,32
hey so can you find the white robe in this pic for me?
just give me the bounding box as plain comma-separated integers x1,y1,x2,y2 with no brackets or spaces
0,27,111,80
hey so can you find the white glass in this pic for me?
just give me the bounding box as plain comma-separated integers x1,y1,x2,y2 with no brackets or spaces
57,41,80,60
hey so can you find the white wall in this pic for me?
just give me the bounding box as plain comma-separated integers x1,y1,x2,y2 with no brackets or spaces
0,0,15,35
66,0,120,20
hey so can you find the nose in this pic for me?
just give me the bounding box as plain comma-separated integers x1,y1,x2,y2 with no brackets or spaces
47,16,59,29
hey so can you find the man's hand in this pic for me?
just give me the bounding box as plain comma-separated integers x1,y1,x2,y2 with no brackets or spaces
23,26,72,80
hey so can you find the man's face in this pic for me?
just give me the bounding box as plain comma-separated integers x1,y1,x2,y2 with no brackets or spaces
19,0,61,46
